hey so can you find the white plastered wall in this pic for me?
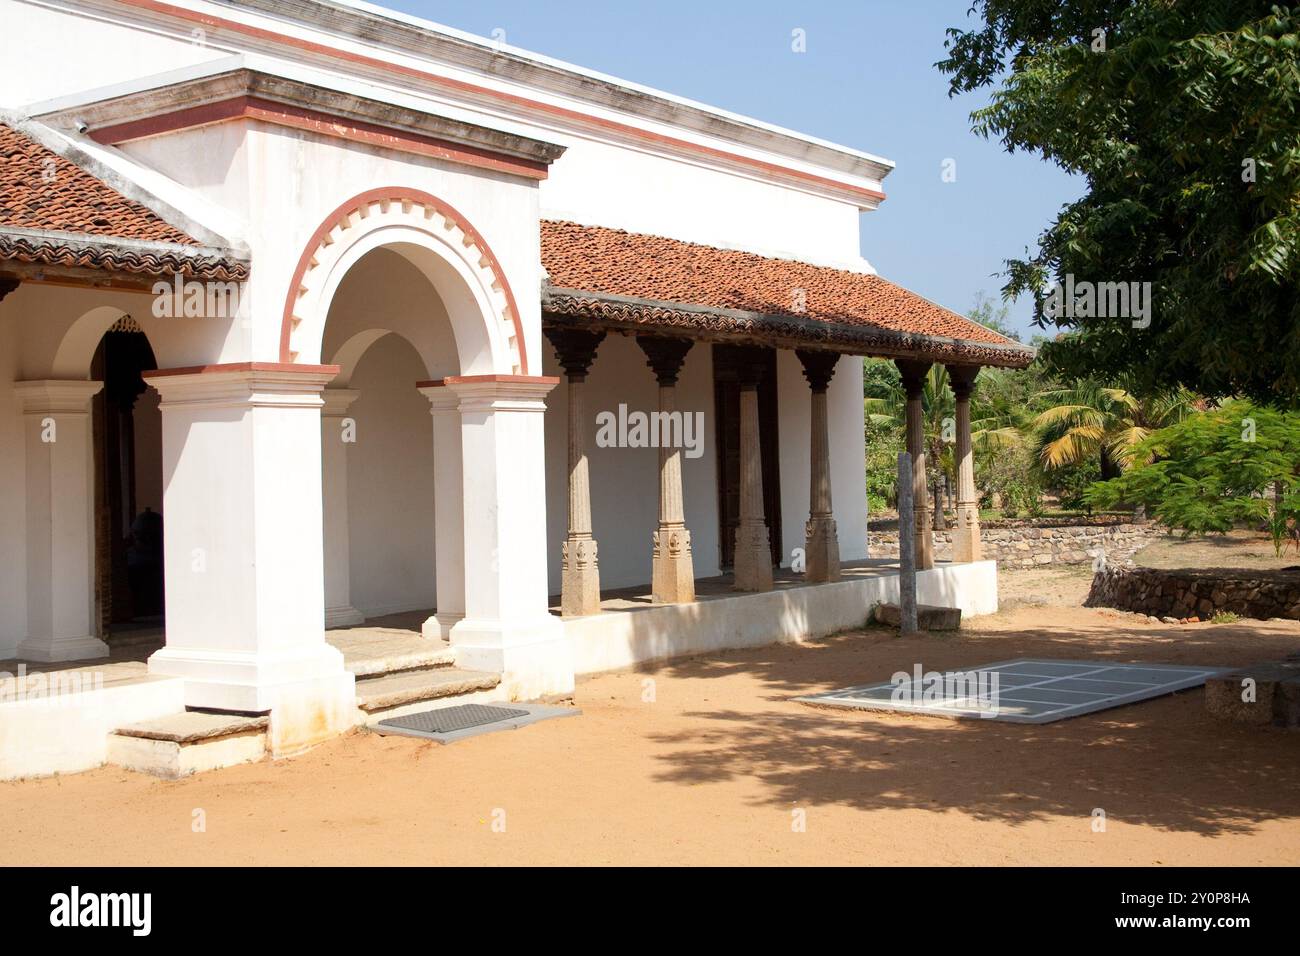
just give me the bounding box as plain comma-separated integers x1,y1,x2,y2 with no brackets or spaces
343,332,436,618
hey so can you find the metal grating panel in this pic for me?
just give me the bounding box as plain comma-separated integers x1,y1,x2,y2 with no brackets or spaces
374,701,580,743
795,659,1223,724
384,703,529,735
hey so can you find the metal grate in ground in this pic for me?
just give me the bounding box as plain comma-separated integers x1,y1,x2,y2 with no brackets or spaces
374,702,579,743
795,659,1223,724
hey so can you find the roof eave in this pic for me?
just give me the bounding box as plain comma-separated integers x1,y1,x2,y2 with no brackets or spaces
542,286,1037,369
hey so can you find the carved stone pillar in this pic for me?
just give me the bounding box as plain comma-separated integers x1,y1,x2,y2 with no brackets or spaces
946,364,983,563
544,328,606,617
796,349,841,582
636,335,696,604
733,348,773,592
895,359,934,570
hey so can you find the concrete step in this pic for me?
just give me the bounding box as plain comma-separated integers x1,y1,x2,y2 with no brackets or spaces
107,711,269,779
328,628,457,678
355,667,501,713
1206,659,1300,728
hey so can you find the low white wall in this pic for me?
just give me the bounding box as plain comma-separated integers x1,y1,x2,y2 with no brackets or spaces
0,672,185,780
567,560,999,676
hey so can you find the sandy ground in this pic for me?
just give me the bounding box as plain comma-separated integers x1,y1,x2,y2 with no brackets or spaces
4,557,1300,866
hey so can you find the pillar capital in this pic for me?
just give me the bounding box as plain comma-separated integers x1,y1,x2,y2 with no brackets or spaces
895,359,932,397
795,349,839,392
13,379,103,414
144,362,340,408
636,334,694,386
320,387,361,417
544,327,605,381
946,363,980,399
439,374,559,413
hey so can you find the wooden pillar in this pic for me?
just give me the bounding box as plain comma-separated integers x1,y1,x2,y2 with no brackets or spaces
545,328,606,616
796,349,840,582
946,364,982,563
895,359,934,570
732,347,773,591
637,335,696,603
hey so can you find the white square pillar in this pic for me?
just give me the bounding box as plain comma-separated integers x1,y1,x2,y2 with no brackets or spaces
144,364,355,754
444,375,572,699
321,388,364,628
417,383,465,640
14,380,109,662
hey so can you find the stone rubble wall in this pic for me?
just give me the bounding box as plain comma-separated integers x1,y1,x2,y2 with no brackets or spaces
872,519,1162,569
1085,566,1300,621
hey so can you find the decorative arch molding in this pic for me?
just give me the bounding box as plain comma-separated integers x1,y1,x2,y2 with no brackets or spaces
279,187,529,374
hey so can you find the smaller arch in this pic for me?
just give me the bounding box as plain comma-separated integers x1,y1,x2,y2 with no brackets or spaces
326,329,399,388
51,305,133,378
280,188,529,375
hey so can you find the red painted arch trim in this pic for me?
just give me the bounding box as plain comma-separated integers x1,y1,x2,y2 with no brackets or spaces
278,187,529,372
416,374,560,388
112,0,885,205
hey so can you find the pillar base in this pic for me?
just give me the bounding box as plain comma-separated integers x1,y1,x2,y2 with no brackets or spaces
652,527,696,604
16,634,110,663
804,517,841,583
268,671,358,756
952,503,983,563
422,611,463,641
733,521,774,592
325,605,365,629
147,642,351,713
449,616,573,699
560,536,602,617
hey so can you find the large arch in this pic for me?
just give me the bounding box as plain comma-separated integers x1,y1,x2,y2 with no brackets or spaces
279,187,528,375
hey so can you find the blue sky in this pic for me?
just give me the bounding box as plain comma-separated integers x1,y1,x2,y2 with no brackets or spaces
382,0,1080,340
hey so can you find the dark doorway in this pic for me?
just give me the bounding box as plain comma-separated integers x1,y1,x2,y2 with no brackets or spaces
713,344,782,569
91,323,163,642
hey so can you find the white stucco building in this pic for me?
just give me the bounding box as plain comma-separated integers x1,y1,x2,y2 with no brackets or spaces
0,0,1032,778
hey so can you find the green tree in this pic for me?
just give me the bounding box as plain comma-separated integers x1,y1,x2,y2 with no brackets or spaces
1031,379,1198,476
1087,401,1300,551
940,2,1300,406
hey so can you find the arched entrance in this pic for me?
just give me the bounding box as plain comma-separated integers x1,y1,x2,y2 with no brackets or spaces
90,316,164,644
318,246,451,631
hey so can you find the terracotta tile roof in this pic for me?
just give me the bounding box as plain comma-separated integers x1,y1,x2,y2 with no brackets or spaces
1,122,198,245
541,220,1033,367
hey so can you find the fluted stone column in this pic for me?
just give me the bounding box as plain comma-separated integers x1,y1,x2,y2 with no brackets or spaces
796,350,841,582
320,388,364,628
545,328,606,617
733,348,773,592
947,364,983,563
636,335,696,604
895,359,934,570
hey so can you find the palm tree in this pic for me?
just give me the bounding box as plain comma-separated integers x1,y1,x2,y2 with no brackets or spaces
1031,379,1198,478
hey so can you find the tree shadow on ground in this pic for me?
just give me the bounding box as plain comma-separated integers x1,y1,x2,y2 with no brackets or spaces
639,617,1300,837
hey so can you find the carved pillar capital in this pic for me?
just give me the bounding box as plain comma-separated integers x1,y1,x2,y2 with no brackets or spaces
895,358,932,397
636,334,694,385
544,327,605,381
796,349,839,393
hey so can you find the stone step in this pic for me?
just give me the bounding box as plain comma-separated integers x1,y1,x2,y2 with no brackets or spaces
328,629,457,678
355,667,501,713
874,602,962,631
1206,660,1300,728
107,711,269,779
